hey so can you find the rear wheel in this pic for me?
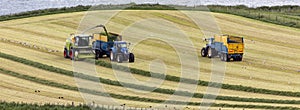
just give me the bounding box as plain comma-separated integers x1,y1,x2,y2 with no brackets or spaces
201,48,207,57
69,49,73,60
208,47,215,58
220,54,224,61
110,51,114,61
129,53,135,63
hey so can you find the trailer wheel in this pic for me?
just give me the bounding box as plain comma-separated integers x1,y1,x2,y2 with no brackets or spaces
95,51,99,60
129,53,135,63
223,54,230,62
201,48,207,57
237,55,243,61
117,55,123,63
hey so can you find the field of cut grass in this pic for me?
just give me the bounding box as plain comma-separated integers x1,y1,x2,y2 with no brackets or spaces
0,10,299,109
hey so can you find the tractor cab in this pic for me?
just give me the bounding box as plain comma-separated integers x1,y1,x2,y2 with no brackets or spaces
73,35,92,47
113,41,129,53
110,41,134,63
64,34,93,60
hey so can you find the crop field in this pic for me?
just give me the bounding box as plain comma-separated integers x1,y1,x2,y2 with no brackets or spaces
0,9,299,109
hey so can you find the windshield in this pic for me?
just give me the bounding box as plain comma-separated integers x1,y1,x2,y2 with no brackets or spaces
117,43,127,48
228,36,243,43
76,36,90,46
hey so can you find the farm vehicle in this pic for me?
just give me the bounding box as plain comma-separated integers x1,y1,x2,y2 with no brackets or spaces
63,24,134,63
201,35,244,62
92,25,134,63
63,34,93,61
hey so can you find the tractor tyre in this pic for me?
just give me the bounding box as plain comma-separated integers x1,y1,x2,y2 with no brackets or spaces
110,51,114,61
207,47,214,58
117,55,123,63
201,48,207,57
129,53,135,63
74,50,79,61
69,49,73,60
220,54,224,61
64,49,69,58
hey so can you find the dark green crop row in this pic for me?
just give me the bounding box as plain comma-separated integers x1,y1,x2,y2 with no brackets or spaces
1,52,300,105
0,67,299,110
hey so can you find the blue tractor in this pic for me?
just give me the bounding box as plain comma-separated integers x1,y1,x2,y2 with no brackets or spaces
91,25,135,63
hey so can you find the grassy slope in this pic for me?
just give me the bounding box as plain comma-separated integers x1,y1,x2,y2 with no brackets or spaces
0,10,299,108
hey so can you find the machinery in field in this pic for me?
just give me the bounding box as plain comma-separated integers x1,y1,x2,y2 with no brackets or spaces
64,34,93,60
201,35,244,62
92,25,134,63
64,24,134,63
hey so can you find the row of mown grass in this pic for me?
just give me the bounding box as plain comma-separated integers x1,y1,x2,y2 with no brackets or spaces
1,52,300,104
93,59,300,97
1,4,299,29
0,67,299,110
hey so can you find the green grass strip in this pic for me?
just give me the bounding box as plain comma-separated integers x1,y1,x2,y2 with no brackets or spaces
0,67,299,110
0,101,90,110
1,52,300,104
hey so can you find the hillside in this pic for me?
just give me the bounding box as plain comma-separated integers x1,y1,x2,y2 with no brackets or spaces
0,10,299,109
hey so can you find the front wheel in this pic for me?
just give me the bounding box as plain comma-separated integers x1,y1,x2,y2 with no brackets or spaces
64,49,69,58
129,53,135,63
201,48,207,57
117,55,123,63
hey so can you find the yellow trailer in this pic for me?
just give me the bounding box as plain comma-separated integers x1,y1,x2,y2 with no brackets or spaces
201,35,244,62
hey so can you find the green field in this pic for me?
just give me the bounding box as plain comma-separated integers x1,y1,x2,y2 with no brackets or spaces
0,8,299,110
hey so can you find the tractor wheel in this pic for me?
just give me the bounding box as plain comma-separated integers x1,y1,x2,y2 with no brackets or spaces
207,47,215,58
69,49,73,60
129,53,135,63
74,50,79,61
110,51,114,61
64,49,69,58
117,55,123,63
223,54,230,62
220,54,224,61
201,48,207,57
